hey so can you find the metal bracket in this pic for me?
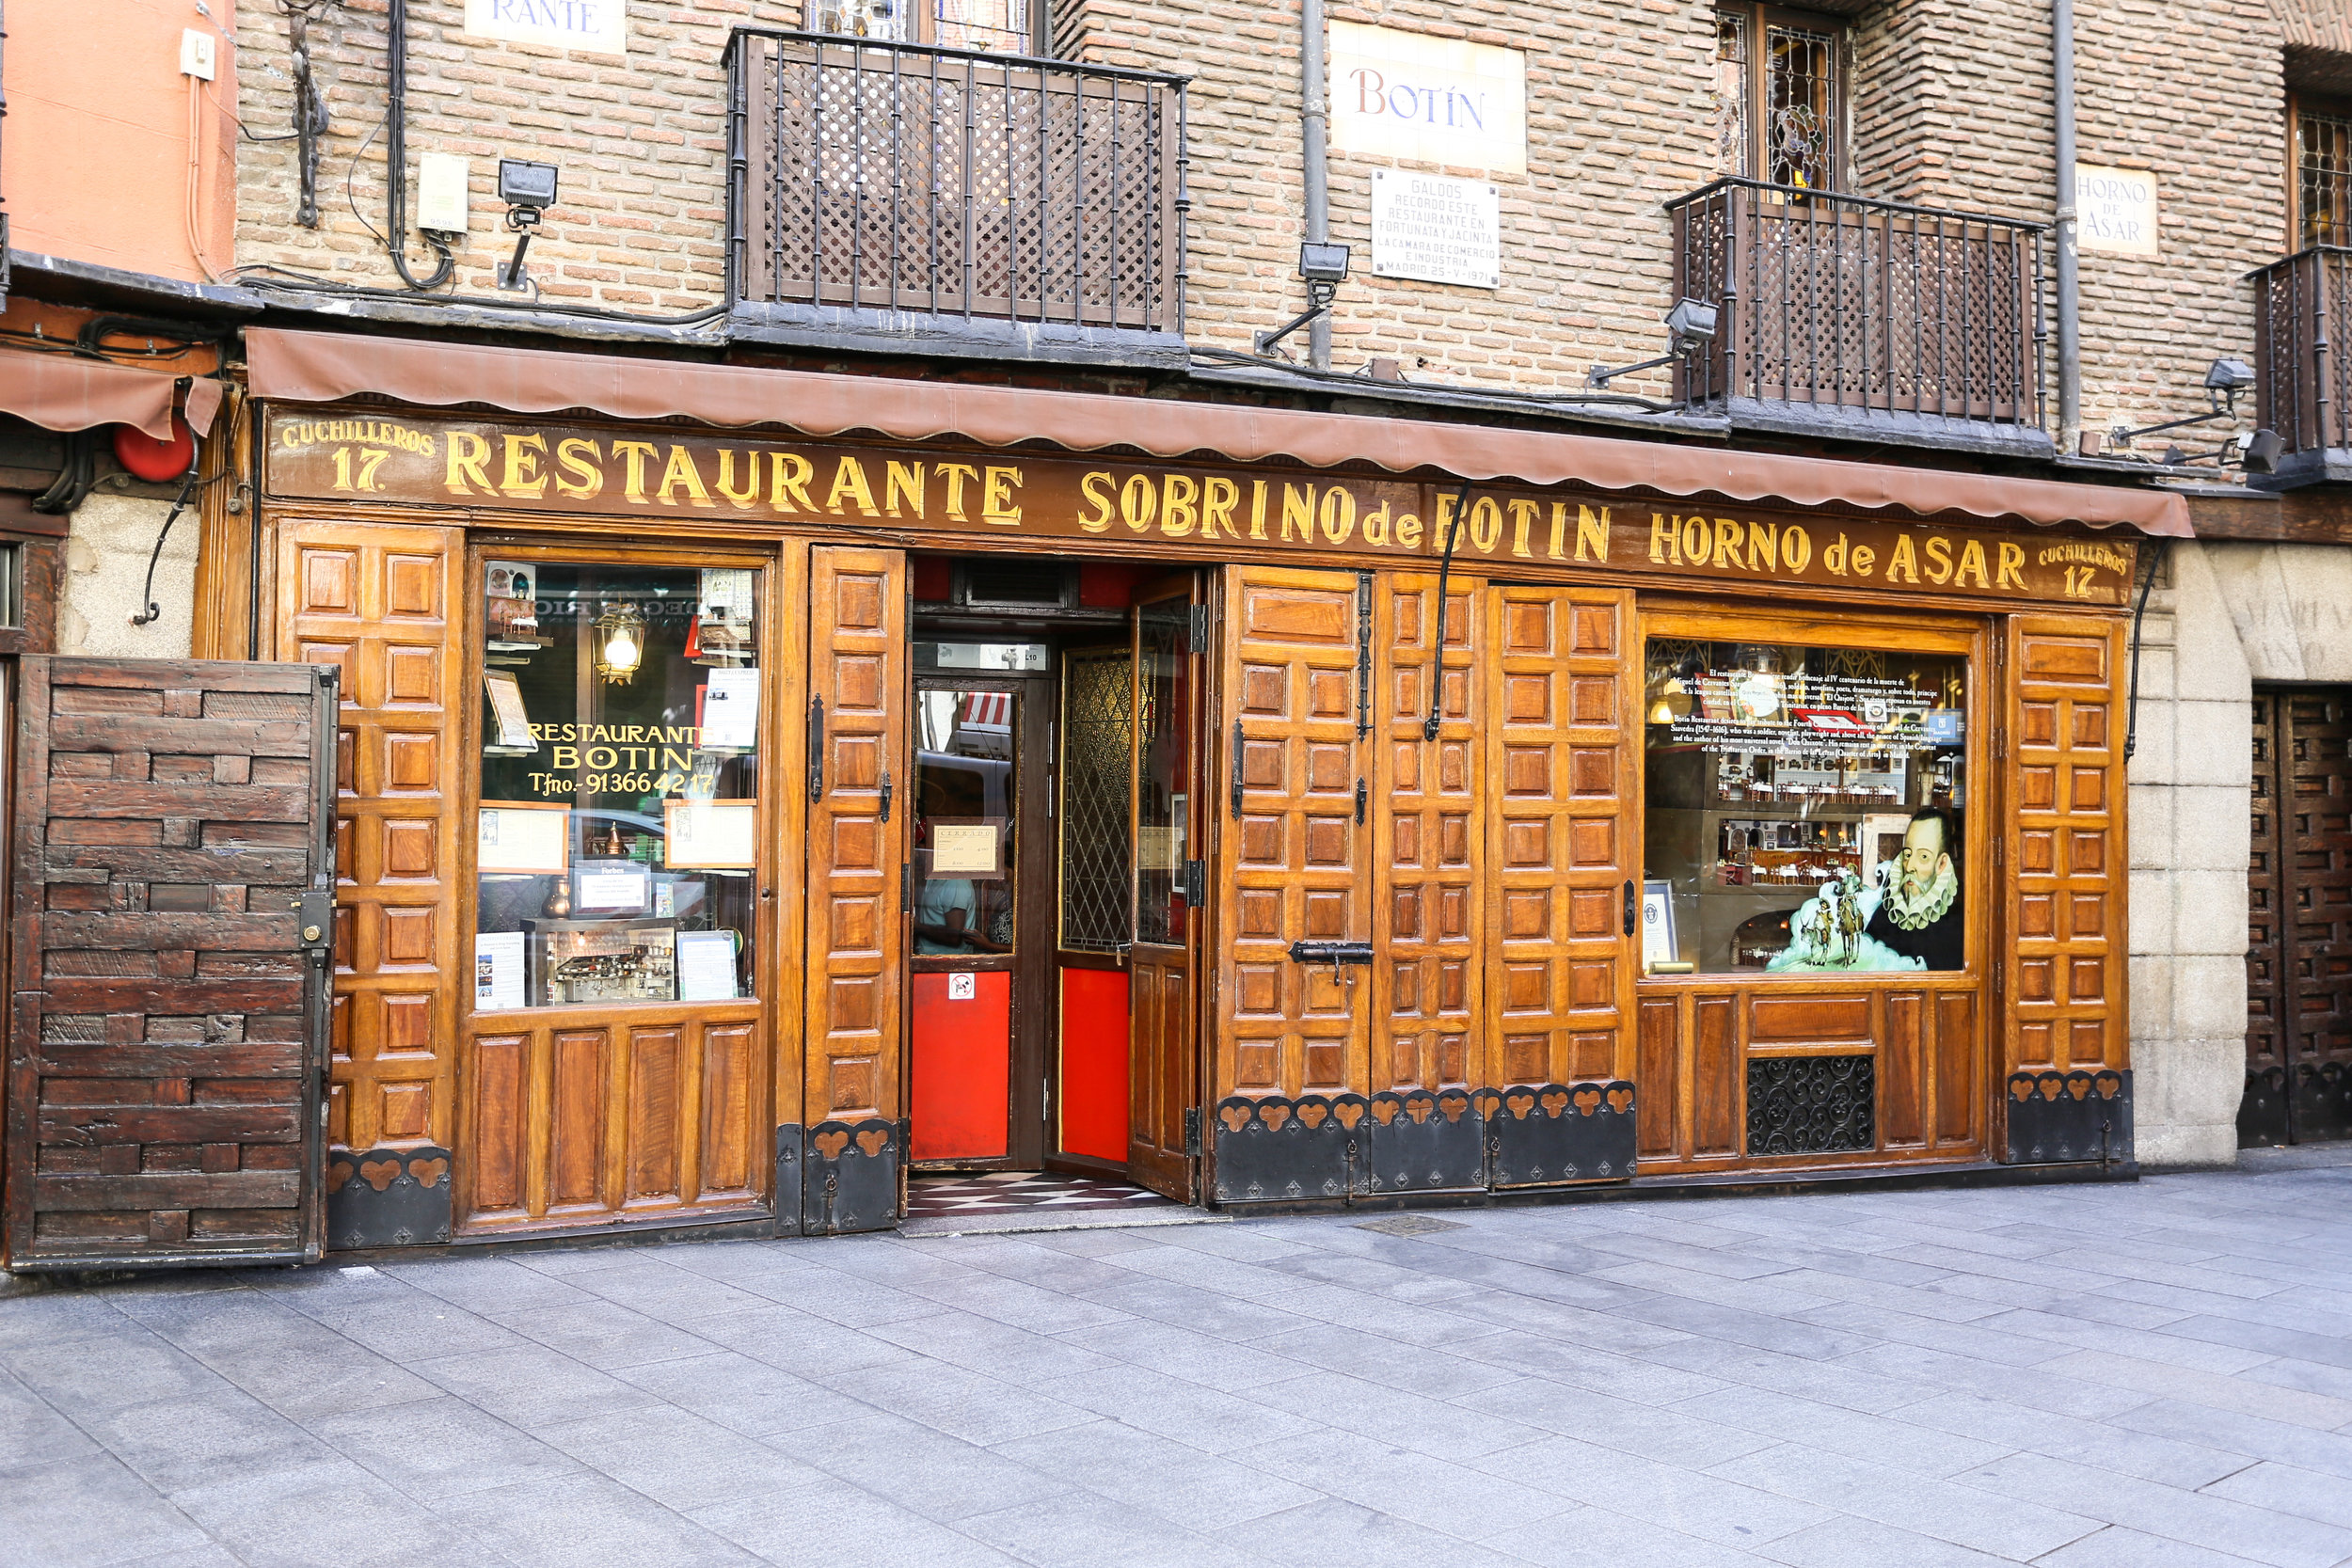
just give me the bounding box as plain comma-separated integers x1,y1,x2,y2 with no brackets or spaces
879,768,894,823
1184,1106,1201,1156
1189,602,1210,649
1289,939,1374,986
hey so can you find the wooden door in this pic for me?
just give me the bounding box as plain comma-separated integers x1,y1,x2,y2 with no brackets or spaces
6,657,337,1269
2002,613,2130,1163
803,546,909,1231
2243,688,2352,1145
1128,578,1203,1200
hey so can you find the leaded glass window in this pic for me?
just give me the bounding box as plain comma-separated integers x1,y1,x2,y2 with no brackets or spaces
1059,650,1132,953
1716,6,1844,194
2299,104,2352,247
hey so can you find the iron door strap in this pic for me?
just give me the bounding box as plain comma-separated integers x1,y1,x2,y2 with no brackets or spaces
806,697,826,802
1231,719,1245,816
1184,858,1204,907
1184,1105,1201,1156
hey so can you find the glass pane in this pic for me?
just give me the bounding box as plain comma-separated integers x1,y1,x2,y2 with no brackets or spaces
2302,111,2352,247
1643,638,1968,975
1136,597,1190,945
914,689,1017,955
934,0,1028,52
1764,23,1836,190
1060,650,1133,953
1716,11,1750,179
475,562,761,1010
814,0,910,41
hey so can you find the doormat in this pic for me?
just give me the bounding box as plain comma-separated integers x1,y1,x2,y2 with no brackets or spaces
1354,1214,1469,1236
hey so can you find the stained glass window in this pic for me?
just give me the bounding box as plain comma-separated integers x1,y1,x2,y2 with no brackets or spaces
2299,105,2352,247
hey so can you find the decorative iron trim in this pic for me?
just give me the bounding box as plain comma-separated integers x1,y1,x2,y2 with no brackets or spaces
1486,1080,1639,1187
1746,1055,1875,1157
2005,1069,2133,1164
2292,1061,2352,1144
325,1145,452,1249
773,1123,805,1238
2239,1066,2290,1148
803,1117,899,1234
1361,1088,1486,1195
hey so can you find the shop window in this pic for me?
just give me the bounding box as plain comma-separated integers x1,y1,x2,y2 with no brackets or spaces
914,689,1018,955
2294,95,2352,247
1059,649,1134,953
474,561,760,1011
1716,5,1843,192
1643,636,1968,975
813,0,1032,53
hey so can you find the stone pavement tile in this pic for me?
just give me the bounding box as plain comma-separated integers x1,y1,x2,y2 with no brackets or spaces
1457,1376,1771,1466
1744,1266,2006,1323
1449,1326,1727,1403
114,1545,243,1567
1472,1433,1830,1546
1073,1275,1322,1342
1221,1433,1576,1544
410,1342,665,1429
1712,1239,1960,1290
1255,1242,1489,1304
1039,1361,1323,1454
958,1484,1274,1568
1749,1514,2016,1567
8,1328,235,1419
1482,1505,1786,1568
2046,1252,2289,1300
1248,1321,1523,1399
1791,1298,2081,1365
0,1363,99,1469
2033,1349,2352,1430
381,1255,601,1315
1246,1280,1508,1347
1603,1294,1874,1360
564,1259,776,1324
1890,1391,2250,1489
169,1455,510,1568
1952,1450,2352,1568
1244,1365,1552,1462
1928,1278,2194,1329
865,1307,1126,1384
885,1273,1148,1343
1973,1308,2281,1374
1025,1227,1170,1257
285,1291,529,1363
1702,1439,2100,1560
309,1393,583,1499
1986,1223,2222,1268
1638,1335,1936,1416
655,1239,830,1289
192,1326,442,1423
499,1297,719,1370
1221,1496,1533,1568
825,1355,1095,1447
2239,1355,2352,1403
536,1402,834,1511
435,1473,761,1567
82,1386,340,1495
1438,1286,1704,1354
1152,1222,1325,1263
612,1349,871,1436
739,1262,941,1328
1586,1261,1839,1318
2202,1459,2352,1529
689,1476,1025,1567
1573,1231,1808,1282
0,1291,136,1359
1876,1243,2129,1293
2159,1313,2352,1370
781,1409,1073,1522
0,1452,210,1566
2107,1399,2352,1481
993,1418,1321,1531
689,1302,906,1380
933,1237,1166,1297
1094,1242,1343,1303
2092,1277,2344,1326
1667,1386,2011,1478
1833,1341,2155,1420
2028,1524,2276,1568
1054,1315,1320,1392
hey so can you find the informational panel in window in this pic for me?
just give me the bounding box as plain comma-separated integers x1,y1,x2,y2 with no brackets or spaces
1329,22,1525,175
463,0,628,55
1371,170,1501,290
2076,166,2158,257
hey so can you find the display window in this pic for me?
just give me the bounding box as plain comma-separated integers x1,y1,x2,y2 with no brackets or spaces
473,558,763,1011
1643,621,1971,976
914,688,1018,958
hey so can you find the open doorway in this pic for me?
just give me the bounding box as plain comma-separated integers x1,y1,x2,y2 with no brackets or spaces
904,557,1208,1207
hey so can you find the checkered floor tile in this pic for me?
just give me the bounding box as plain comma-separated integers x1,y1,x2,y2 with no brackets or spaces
906,1170,1178,1217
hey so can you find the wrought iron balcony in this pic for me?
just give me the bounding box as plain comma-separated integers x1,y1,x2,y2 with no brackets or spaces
2250,246,2352,483
1667,179,2047,451
724,29,1188,365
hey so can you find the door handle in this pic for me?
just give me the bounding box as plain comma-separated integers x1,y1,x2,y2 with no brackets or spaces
879,768,893,823
1354,779,1366,825
806,698,826,803
1623,879,1636,938
1289,939,1374,986
1230,720,1245,817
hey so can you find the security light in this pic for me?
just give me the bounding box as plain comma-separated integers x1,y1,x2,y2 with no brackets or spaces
2203,357,2255,392
495,159,561,292
1587,297,1721,389
1297,242,1352,285
2242,428,2283,474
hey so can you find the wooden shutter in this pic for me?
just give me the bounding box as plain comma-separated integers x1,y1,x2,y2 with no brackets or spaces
1483,585,1640,1184
2003,612,2131,1161
802,546,908,1231
6,657,336,1268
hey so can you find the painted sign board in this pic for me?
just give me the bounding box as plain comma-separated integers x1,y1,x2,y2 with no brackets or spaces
2075,165,2158,257
463,0,627,56
1329,22,1526,177
1371,169,1501,290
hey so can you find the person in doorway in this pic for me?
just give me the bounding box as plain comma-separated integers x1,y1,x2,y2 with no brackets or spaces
913,870,1011,954
1866,806,1964,970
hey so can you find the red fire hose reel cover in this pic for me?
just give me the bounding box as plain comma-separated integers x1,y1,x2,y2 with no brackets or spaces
112,414,196,482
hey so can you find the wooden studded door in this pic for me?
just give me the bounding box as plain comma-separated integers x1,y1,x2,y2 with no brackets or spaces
6,657,337,1269
2242,688,2352,1146
2003,613,2131,1164
803,546,909,1232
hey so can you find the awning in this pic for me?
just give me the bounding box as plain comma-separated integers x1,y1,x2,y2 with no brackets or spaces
246,328,2193,537
0,351,220,440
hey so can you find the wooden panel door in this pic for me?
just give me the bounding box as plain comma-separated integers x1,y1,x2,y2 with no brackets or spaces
2245,688,2352,1145
6,657,336,1268
1216,567,1371,1103
277,522,464,1197
1486,586,1640,1089
1128,579,1203,1200
803,546,909,1231
2245,690,2292,1144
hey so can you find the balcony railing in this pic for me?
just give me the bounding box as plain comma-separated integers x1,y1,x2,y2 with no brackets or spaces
725,30,1187,346
1668,179,2045,433
2251,245,2352,462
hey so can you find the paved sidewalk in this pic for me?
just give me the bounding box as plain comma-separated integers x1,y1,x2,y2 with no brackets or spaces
8,1158,2352,1568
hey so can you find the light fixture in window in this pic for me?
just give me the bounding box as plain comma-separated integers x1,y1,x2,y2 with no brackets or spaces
595,603,644,685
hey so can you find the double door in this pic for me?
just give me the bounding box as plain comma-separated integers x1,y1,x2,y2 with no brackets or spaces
2244,687,2352,1145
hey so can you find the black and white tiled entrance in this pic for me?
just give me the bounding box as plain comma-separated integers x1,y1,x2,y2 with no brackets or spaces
906,1169,1176,1219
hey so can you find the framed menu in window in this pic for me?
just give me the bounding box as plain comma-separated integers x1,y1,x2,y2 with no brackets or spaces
665,800,758,869
479,801,569,874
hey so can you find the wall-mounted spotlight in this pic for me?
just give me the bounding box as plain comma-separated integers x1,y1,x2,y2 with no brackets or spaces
1586,297,1720,389
495,158,561,293
1255,243,1353,358
2103,356,2280,471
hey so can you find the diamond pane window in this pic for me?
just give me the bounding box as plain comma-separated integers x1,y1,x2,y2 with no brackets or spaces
2299,105,2352,248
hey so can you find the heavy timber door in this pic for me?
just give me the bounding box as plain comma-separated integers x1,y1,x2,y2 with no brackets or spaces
2242,688,2352,1145
803,546,909,1232
1128,578,1204,1200
5,657,337,1269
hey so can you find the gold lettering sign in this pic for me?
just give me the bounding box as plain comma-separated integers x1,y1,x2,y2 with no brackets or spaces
265,411,2138,607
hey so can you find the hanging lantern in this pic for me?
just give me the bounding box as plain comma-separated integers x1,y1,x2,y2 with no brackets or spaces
594,603,644,685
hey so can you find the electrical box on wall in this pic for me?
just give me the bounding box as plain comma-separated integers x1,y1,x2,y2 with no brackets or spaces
179,27,217,80
416,153,471,233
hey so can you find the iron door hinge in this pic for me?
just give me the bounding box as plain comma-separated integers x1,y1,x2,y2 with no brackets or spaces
1189,603,1210,649
1184,858,1204,907
1184,1105,1201,1156
901,863,914,906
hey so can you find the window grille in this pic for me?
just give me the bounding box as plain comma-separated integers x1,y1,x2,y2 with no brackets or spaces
1764,23,1836,192
2300,108,2352,248
1059,650,1133,953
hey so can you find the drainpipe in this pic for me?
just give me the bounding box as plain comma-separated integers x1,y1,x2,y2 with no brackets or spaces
1301,0,1331,370
2054,0,2081,442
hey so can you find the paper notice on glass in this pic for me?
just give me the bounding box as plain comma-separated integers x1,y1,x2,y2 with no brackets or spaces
577,865,649,911
701,668,760,750
676,930,739,1002
930,821,1001,877
475,930,526,1010
665,800,758,868
701,568,755,622
484,671,537,751
479,803,568,874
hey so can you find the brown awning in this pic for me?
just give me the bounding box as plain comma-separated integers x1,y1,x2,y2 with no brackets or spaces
246,327,2193,537
0,351,219,440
